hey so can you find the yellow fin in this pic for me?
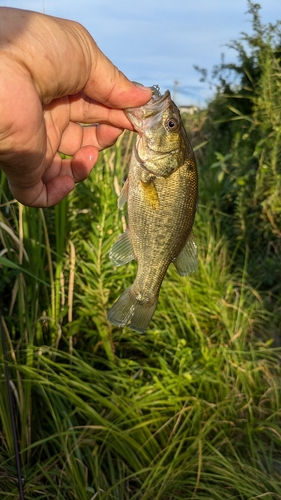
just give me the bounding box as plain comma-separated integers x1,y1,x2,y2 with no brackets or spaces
140,180,159,209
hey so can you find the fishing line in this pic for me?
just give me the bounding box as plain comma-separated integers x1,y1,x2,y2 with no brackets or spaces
0,309,25,500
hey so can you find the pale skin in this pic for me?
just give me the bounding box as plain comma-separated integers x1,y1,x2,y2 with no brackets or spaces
0,7,152,207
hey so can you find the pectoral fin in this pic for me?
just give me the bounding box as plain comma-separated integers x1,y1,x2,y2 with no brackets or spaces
109,229,135,267
173,230,198,276
118,179,129,209
141,179,159,209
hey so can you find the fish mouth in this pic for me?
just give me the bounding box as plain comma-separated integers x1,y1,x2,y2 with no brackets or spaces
126,86,171,133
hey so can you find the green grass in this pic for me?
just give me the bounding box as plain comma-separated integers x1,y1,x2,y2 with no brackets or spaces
1,13,281,493
1,130,281,498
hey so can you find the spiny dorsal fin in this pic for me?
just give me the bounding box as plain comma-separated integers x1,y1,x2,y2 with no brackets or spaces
118,179,129,209
109,229,135,267
173,230,197,276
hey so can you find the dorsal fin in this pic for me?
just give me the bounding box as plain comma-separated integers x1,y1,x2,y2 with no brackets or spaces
118,179,129,209
109,229,135,267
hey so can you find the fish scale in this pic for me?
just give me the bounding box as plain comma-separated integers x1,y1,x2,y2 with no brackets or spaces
107,86,198,333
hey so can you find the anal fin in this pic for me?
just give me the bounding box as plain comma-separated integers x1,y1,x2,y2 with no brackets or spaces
173,230,198,276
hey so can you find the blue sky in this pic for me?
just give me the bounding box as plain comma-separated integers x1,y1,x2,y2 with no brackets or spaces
1,0,280,105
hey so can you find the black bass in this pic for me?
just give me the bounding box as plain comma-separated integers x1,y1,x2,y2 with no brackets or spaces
107,85,198,333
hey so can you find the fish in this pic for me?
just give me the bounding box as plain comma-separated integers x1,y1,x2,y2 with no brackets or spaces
107,85,198,333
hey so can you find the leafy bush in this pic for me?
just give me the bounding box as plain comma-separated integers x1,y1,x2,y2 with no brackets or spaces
196,1,281,294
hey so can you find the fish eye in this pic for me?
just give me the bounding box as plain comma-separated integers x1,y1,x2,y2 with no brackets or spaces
165,117,179,132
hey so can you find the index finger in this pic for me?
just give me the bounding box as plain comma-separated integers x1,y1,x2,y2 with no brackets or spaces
83,46,152,109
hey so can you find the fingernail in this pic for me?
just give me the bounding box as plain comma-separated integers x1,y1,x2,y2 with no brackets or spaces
132,81,144,88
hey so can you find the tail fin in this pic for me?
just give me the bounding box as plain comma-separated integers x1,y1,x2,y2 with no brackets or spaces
107,286,158,333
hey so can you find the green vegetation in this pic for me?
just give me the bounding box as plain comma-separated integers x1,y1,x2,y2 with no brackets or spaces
0,2,281,498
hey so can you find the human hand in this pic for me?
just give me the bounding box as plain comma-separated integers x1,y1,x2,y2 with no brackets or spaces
0,8,152,207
